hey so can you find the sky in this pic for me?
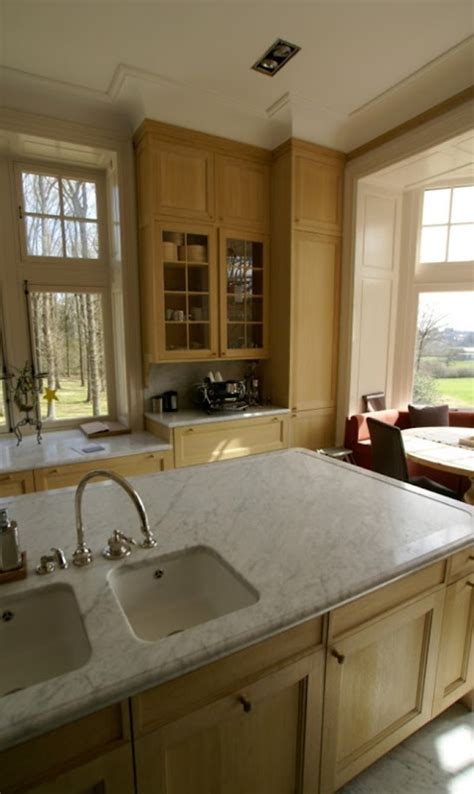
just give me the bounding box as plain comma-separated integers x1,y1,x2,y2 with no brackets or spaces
419,291,474,332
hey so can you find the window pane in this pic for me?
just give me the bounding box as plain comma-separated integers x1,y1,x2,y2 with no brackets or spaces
419,225,448,263
422,189,450,225
451,186,474,223
62,179,98,219
30,291,108,421
64,220,99,258
447,224,474,262
22,172,60,215
413,292,474,409
25,215,63,257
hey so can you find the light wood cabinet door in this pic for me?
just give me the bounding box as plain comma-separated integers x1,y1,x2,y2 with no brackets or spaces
289,409,335,450
291,232,340,412
134,652,323,794
0,470,35,497
219,228,270,358
14,745,135,794
433,574,474,717
216,155,270,231
173,415,288,468
34,451,172,491
152,142,214,221
293,152,343,235
320,589,445,793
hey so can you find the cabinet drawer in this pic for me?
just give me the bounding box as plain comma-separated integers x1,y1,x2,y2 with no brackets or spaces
0,703,130,793
0,470,35,497
329,560,446,639
447,546,474,583
173,415,289,468
34,451,172,491
132,615,323,736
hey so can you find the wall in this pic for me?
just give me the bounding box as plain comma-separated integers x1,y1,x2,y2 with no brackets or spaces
144,361,260,410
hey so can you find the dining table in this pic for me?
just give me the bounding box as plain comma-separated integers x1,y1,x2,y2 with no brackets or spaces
402,426,474,505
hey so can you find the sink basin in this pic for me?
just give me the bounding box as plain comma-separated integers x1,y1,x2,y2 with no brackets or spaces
109,546,259,642
0,584,91,698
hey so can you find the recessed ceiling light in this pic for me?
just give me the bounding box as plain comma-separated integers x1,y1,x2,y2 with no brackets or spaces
252,38,301,77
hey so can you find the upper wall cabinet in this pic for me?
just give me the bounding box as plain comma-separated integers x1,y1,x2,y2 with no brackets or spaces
152,142,215,222
293,149,344,235
216,155,270,231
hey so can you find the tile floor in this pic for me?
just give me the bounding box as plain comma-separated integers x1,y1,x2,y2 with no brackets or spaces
339,703,474,793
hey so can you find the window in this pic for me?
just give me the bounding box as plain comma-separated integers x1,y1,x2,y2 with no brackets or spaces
20,170,100,260
419,186,474,264
29,290,109,422
413,291,474,409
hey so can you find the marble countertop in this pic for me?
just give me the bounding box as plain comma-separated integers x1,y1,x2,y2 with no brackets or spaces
0,429,171,474
145,405,290,428
0,449,472,750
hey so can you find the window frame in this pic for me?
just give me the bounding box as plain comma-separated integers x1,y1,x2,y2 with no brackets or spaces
417,184,474,266
15,161,108,268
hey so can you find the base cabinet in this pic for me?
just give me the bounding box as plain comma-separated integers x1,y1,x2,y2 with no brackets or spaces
0,470,35,498
320,589,445,793
433,574,474,716
134,653,323,794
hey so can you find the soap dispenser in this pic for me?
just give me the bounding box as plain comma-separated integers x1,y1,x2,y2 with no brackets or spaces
0,508,22,572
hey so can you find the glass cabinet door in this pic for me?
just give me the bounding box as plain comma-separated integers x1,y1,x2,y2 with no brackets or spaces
160,227,217,358
221,232,268,357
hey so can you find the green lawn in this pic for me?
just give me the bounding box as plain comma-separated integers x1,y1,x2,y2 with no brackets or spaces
41,378,108,421
434,377,474,408
422,356,474,373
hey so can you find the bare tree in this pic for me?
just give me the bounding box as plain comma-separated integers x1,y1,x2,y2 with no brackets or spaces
415,307,447,370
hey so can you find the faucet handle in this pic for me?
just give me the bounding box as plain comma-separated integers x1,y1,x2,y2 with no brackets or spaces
102,530,137,560
36,547,68,575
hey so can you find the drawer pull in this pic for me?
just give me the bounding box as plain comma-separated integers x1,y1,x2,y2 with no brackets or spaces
331,649,345,665
238,695,252,713
272,417,279,422
468,556,474,561
185,428,195,434
49,469,59,475
147,454,156,459
466,582,474,589
0,475,12,482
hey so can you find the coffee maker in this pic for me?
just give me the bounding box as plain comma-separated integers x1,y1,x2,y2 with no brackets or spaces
192,379,248,413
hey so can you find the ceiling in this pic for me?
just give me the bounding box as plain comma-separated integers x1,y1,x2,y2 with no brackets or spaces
0,1,473,151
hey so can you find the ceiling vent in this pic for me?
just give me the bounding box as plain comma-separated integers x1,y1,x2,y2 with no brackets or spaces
252,39,301,77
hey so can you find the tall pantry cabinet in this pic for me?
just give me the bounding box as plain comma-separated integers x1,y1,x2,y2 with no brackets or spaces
266,139,345,448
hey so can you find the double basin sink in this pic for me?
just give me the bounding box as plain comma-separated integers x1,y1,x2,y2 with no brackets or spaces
0,547,258,698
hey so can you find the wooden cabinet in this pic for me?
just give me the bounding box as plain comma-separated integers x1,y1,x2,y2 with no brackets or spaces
220,229,269,358
0,703,134,794
433,573,474,716
320,587,445,793
0,470,35,498
293,149,344,235
134,121,271,365
172,414,288,468
289,409,337,450
291,232,340,412
216,155,269,231
33,450,172,491
132,617,324,794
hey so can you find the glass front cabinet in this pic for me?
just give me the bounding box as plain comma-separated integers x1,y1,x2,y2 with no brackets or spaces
157,225,268,361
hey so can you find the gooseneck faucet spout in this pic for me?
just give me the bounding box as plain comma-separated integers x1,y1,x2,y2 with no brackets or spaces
73,469,157,567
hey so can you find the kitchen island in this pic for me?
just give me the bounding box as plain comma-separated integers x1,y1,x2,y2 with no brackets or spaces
0,449,472,793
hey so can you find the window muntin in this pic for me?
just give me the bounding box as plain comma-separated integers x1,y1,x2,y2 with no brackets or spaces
419,186,474,264
29,290,110,423
412,291,474,409
20,170,100,260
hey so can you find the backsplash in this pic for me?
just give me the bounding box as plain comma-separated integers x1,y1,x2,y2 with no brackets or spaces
145,361,259,409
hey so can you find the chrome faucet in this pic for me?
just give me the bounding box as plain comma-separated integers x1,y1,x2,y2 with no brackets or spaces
73,469,157,567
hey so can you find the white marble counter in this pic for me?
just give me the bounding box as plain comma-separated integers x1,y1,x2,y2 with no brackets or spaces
0,449,472,750
0,430,171,474
145,405,290,428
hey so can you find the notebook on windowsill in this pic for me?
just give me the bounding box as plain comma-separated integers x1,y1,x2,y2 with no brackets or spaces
79,421,130,438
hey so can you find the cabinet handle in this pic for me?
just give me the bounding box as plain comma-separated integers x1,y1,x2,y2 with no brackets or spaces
147,454,156,459
238,695,252,713
468,555,474,561
466,581,474,588
331,649,345,665
271,416,279,422
49,469,59,475
0,475,12,482
185,428,195,434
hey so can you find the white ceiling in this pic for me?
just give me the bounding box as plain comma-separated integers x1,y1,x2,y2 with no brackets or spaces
0,1,473,151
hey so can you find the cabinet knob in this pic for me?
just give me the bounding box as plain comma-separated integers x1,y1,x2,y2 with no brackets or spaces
272,417,279,422
238,695,252,713
147,454,156,459
331,649,345,665
185,428,195,434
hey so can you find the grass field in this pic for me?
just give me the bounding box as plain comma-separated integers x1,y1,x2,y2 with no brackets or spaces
423,357,474,373
434,377,474,407
41,378,108,421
